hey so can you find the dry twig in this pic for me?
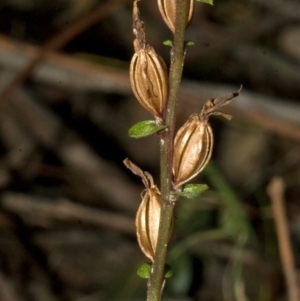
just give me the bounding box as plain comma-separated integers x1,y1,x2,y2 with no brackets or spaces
0,0,131,106
267,176,300,301
1,193,135,235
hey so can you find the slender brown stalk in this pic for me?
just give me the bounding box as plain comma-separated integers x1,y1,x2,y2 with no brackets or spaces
267,177,300,301
146,1,188,300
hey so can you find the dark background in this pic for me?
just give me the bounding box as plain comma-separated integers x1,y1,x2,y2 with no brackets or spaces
0,0,299,300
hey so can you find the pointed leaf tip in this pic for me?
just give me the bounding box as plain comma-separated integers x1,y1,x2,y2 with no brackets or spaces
128,120,167,138
163,40,173,47
196,0,214,5
186,41,195,47
172,184,209,199
164,264,173,278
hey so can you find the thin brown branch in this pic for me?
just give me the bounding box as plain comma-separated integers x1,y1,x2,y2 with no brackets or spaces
267,176,300,301
1,193,135,235
0,0,131,107
247,0,300,20
188,14,287,59
0,33,130,93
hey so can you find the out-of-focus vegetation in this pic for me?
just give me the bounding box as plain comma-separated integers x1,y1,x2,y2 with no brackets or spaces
0,0,300,300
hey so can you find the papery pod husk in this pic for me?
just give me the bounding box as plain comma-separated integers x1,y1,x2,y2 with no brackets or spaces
130,45,168,121
124,158,174,261
173,114,213,189
136,186,162,262
172,88,240,189
158,0,194,33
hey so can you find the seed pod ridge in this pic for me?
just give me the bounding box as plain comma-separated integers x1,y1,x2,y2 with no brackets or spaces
130,0,168,122
158,0,194,33
136,185,161,262
172,87,242,189
130,45,168,121
173,115,213,188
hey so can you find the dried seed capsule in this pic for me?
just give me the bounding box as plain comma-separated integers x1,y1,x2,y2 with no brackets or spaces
130,0,168,122
173,87,242,189
130,45,168,122
136,185,161,262
173,115,213,189
123,158,173,262
158,0,194,33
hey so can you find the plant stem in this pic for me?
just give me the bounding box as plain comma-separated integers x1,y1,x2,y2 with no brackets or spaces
146,1,188,300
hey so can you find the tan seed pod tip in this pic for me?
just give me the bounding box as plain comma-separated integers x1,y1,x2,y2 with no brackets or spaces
124,158,173,261
173,87,242,188
130,0,168,122
158,0,194,33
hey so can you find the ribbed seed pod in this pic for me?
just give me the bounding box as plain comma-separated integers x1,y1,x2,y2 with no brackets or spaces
172,87,242,189
158,0,194,33
123,158,174,262
130,45,168,122
136,185,161,262
173,115,213,189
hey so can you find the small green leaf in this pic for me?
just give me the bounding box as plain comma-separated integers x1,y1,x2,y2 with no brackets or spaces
196,0,214,5
137,263,172,279
172,184,209,199
128,120,167,138
137,262,152,279
163,40,173,46
185,41,195,47
164,264,173,278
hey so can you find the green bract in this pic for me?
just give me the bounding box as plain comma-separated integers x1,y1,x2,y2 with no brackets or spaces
196,0,214,5
128,120,167,139
185,41,195,47
172,184,209,199
164,264,173,278
137,262,152,279
163,40,173,47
